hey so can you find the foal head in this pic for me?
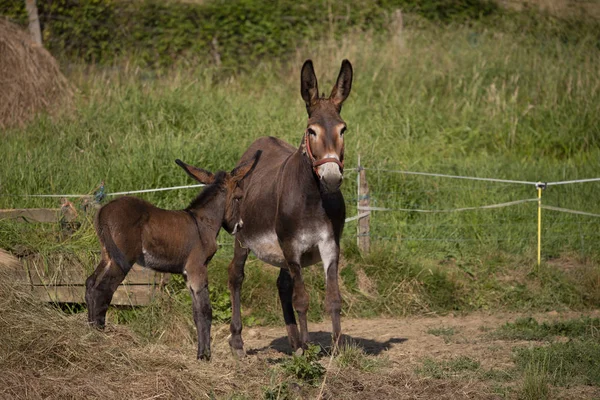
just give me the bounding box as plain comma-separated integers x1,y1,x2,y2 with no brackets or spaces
301,59,353,193
175,151,261,233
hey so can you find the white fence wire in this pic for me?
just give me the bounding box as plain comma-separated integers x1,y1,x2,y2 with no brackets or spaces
3,163,599,261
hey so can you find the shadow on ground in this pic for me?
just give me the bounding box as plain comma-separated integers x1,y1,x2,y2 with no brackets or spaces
248,330,407,356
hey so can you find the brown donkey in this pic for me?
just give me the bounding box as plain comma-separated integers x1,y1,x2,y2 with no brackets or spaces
85,152,260,360
227,60,353,356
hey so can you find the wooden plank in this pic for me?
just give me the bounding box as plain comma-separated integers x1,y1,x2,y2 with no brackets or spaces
27,259,168,286
31,284,160,306
0,208,60,223
111,285,160,306
2,248,168,305
25,254,87,285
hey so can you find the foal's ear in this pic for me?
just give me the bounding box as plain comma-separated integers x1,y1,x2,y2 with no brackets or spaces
329,59,353,110
175,159,215,184
230,150,262,183
301,59,319,111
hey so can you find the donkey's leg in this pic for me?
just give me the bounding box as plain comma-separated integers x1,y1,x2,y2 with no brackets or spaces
185,255,213,361
318,239,343,349
228,240,249,358
277,268,301,350
285,260,310,350
85,258,107,327
85,254,127,328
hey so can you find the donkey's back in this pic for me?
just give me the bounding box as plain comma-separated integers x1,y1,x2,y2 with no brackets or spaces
95,196,197,273
237,136,295,176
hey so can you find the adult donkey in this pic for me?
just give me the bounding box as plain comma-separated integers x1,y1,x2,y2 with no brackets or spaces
228,59,353,356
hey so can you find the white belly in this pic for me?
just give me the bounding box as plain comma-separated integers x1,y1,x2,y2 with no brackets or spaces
242,231,325,268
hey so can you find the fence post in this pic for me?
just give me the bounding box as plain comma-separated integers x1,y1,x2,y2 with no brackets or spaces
536,182,546,269
25,0,42,46
357,156,370,254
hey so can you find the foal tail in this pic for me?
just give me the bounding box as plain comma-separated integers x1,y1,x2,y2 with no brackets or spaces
95,209,132,276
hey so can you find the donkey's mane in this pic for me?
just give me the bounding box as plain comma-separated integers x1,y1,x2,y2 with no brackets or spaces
185,171,227,211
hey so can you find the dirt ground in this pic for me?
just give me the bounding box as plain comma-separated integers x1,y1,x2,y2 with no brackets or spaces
2,248,599,399
207,310,600,399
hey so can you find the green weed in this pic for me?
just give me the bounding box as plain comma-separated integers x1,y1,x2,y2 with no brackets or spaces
495,317,600,341
280,345,325,386
335,342,386,372
427,326,457,343
514,340,600,387
263,382,292,400
417,356,481,379
519,356,551,400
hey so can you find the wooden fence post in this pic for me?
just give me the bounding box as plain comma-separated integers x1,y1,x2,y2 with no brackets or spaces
357,156,370,254
25,0,42,46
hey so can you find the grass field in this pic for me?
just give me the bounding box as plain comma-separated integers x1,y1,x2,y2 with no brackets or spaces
1,3,600,397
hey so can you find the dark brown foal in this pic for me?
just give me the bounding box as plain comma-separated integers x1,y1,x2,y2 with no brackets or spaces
227,60,353,356
85,152,260,360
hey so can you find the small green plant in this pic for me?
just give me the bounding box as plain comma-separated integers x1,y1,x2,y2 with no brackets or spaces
514,340,600,387
417,356,481,379
335,342,385,372
209,285,232,323
480,368,516,382
417,358,446,379
519,356,551,400
447,356,481,372
280,344,325,385
427,326,457,343
263,382,291,400
427,326,456,336
495,317,600,341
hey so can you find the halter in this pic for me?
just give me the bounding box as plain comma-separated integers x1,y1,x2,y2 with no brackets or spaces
304,130,344,176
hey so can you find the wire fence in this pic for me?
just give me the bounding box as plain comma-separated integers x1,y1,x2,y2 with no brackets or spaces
344,163,600,263
3,162,600,262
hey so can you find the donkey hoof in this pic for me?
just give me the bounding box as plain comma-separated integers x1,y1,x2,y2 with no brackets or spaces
294,347,304,357
87,321,106,330
197,352,211,362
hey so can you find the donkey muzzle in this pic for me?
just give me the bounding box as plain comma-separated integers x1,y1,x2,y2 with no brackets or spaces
317,162,343,193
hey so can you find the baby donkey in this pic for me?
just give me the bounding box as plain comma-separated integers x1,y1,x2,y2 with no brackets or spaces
85,152,260,360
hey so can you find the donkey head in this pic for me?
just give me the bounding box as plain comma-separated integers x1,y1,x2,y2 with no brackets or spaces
301,59,353,194
175,151,261,234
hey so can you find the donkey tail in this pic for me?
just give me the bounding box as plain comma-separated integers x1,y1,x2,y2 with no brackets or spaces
95,210,132,276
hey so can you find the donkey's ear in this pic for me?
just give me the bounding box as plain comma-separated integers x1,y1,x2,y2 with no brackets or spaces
301,59,319,111
175,159,215,184
329,59,353,110
231,150,261,183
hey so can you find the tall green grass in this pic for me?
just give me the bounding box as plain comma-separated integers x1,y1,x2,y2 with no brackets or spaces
1,14,599,321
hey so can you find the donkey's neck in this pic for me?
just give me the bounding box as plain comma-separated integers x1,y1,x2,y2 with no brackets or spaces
185,194,226,235
288,148,333,198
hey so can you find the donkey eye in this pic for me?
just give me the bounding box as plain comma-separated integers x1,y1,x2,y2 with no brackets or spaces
307,128,317,136
340,126,347,136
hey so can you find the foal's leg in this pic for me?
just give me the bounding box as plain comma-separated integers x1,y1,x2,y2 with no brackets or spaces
318,239,343,349
185,253,213,361
277,268,301,350
228,240,249,358
85,251,128,328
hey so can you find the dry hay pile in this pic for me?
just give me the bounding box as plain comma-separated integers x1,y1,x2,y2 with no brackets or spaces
0,264,266,399
0,18,72,130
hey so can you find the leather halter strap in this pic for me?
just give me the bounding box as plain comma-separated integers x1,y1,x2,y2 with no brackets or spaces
304,130,344,175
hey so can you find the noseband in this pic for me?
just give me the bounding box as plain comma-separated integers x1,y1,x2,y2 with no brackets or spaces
304,130,344,175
